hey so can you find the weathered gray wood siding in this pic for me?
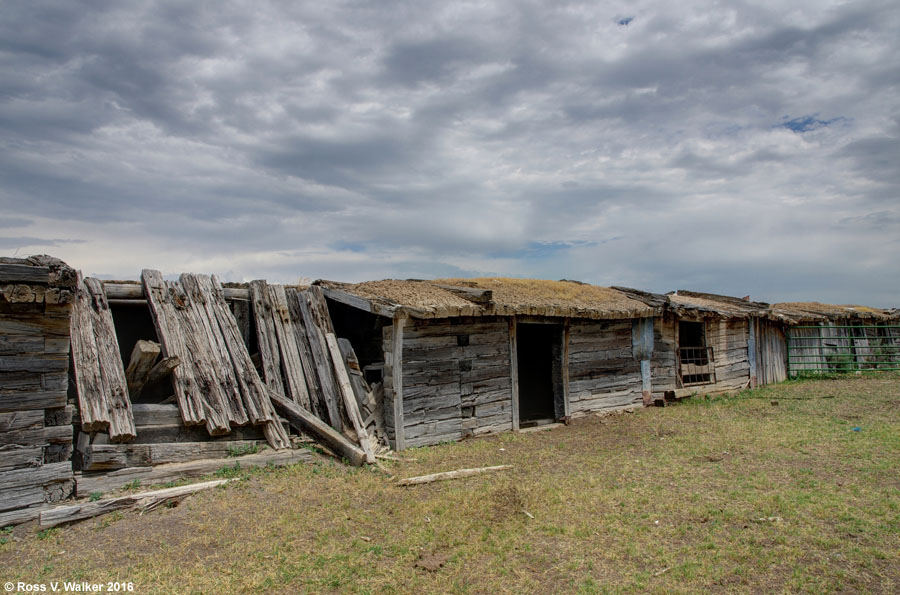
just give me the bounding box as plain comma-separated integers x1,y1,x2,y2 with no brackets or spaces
0,258,77,526
755,319,787,385
706,319,751,391
652,315,755,394
384,317,511,449
567,320,643,413
650,316,678,394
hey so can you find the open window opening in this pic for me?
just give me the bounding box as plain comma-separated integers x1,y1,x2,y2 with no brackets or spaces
110,302,175,404
678,320,714,385
516,323,565,427
326,299,388,385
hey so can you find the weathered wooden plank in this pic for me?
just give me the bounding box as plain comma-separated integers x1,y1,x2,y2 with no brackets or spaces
40,479,232,528
124,339,161,397
270,284,312,410
0,355,67,373
142,270,208,428
75,448,312,496
180,274,247,429
0,462,72,491
0,263,50,284
69,273,108,433
0,423,72,447
268,390,366,467
325,332,375,463
0,335,44,355
206,276,289,449
296,288,343,430
0,409,43,432
103,282,250,301
285,288,326,421
132,403,182,427
0,390,66,413
0,445,43,471
83,277,135,442
250,280,285,397
392,317,406,450
397,465,512,486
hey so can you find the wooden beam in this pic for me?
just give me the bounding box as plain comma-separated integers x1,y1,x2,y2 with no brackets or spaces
268,390,367,466
320,286,397,318
392,317,405,451
40,479,233,528
427,283,493,304
84,277,136,442
508,317,519,432
103,282,249,301
0,264,50,284
124,340,161,397
562,318,571,418
397,465,513,486
325,332,375,464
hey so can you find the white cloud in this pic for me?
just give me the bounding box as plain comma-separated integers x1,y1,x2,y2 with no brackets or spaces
1,0,898,306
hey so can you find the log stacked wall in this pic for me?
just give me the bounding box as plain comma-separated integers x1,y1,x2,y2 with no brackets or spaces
567,319,643,412
0,257,77,526
385,317,512,449
706,319,751,391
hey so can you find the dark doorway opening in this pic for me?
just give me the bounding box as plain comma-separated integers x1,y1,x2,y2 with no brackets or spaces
517,323,565,426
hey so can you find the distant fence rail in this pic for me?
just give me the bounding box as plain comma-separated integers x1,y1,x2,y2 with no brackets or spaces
787,325,900,375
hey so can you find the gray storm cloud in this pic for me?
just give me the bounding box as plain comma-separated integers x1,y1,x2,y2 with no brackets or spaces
1,0,898,306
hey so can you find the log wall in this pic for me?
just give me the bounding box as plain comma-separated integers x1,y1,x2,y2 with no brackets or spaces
707,318,751,391
0,257,77,526
567,319,643,413
383,317,512,449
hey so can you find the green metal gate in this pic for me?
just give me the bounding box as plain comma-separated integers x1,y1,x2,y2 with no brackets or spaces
787,325,900,375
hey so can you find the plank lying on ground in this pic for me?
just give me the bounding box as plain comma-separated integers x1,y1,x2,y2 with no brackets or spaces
268,389,367,467
40,479,233,527
397,465,513,486
75,448,313,495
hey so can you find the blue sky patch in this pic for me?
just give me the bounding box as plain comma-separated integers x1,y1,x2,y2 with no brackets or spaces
779,115,845,133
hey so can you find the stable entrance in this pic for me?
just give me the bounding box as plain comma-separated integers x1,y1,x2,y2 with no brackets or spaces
516,323,565,426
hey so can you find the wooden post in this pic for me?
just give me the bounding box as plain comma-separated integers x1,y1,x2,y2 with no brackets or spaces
748,317,758,388
632,317,654,406
508,317,519,431
392,316,405,451
562,318,571,418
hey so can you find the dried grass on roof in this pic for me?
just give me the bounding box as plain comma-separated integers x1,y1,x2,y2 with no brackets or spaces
773,302,893,319
435,277,650,313
328,277,655,318
668,293,760,316
339,280,474,310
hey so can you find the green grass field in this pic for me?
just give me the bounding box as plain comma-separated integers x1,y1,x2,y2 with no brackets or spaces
2,375,898,593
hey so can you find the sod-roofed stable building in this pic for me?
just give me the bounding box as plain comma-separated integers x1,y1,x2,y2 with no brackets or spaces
770,302,900,374
321,278,667,449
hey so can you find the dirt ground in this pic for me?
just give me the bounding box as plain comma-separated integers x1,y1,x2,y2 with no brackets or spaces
1,375,898,594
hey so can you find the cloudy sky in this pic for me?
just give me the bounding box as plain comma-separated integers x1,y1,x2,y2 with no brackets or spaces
2,1,899,306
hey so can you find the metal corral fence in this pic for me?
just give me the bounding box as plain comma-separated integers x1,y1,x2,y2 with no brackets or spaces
787,325,900,375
